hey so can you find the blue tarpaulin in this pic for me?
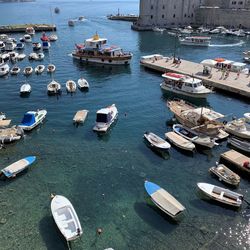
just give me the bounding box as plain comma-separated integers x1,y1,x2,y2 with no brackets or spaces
21,113,35,126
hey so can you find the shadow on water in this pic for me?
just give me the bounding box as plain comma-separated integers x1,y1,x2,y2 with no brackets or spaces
134,201,179,234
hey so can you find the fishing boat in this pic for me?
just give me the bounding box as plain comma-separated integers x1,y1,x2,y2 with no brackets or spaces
0,64,10,76
19,109,47,131
165,131,195,152
66,80,77,93
32,42,41,51
167,99,228,140
0,113,6,121
68,20,75,26
197,182,243,207
17,53,26,60
209,163,240,186
161,72,212,98
173,124,216,149
10,66,20,75
35,65,45,74
0,156,36,178
73,110,88,124
225,117,250,140
93,104,118,132
144,132,171,150
144,181,185,218
23,66,33,76
47,80,61,95
47,64,56,73
72,33,132,65
26,27,35,36
20,83,31,95
51,195,83,242
179,36,211,46
228,137,250,153
152,27,165,32
54,7,60,14
0,126,23,143
243,51,250,57
77,78,89,90
16,42,24,50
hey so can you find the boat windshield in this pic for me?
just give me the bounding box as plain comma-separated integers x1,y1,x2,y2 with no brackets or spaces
21,114,35,126
96,113,108,123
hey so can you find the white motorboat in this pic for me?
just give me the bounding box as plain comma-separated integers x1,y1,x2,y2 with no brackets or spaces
16,42,24,50
9,52,19,62
0,41,5,50
145,181,185,218
197,182,243,207
17,53,26,60
0,64,10,76
47,80,61,95
0,53,10,63
0,34,9,42
165,131,195,152
51,195,83,242
144,132,171,150
243,51,250,57
173,124,216,149
37,53,44,61
19,109,47,131
73,110,88,124
23,34,32,43
161,72,212,98
32,42,41,51
225,118,250,140
77,78,89,90
93,104,118,132
26,27,35,35
66,80,77,93
228,136,250,153
35,65,45,74
29,53,39,60
49,34,58,41
47,64,56,73
20,83,31,95
179,36,211,47
152,27,165,32
4,40,16,51
10,66,20,75
23,66,33,76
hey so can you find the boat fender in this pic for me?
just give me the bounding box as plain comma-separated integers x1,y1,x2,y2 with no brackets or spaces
243,161,250,169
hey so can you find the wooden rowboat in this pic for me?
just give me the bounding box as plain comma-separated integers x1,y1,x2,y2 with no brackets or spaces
73,110,88,124
144,132,171,150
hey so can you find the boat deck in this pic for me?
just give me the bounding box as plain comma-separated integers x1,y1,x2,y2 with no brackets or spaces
141,57,250,98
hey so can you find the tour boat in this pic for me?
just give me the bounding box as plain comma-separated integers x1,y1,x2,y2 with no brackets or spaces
51,195,83,242
47,64,56,73
23,66,33,76
47,80,61,95
152,27,165,32
0,64,10,76
197,182,243,208
93,104,118,132
66,80,77,93
161,72,212,98
32,42,41,51
243,57,250,63
144,132,171,150
77,77,89,90
17,53,26,60
179,36,211,46
26,27,35,35
73,110,88,124
54,7,60,14
209,163,240,186
10,66,20,75
4,40,16,51
0,126,23,143
144,181,185,218
72,33,132,65
19,109,47,131
167,99,228,140
35,65,45,74
173,124,216,149
0,156,36,178
20,83,31,95
228,136,250,153
16,42,24,50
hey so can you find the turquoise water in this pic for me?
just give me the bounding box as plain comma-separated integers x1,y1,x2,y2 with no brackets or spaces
0,1,250,249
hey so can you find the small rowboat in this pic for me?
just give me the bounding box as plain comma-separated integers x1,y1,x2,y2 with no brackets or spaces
73,110,88,124
23,66,33,76
145,181,185,218
51,195,83,242
47,80,61,95
20,83,31,95
77,78,89,90
0,156,36,178
35,65,45,74
165,131,195,152
228,137,250,153
66,80,77,93
197,182,243,207
209,163,240,186
47,64,56,73
10,66,20,75
144,132,171,150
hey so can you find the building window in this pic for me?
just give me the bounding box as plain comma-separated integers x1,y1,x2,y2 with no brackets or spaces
151,5,153,9
239,1,243,4
151,15,153,19
184,14,186,17
162,14,164,18
174,5,176,9
163,5,165,9
173,14,175,18
191,13,193,17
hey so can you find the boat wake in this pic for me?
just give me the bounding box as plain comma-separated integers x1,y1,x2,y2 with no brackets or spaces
209,40,245,47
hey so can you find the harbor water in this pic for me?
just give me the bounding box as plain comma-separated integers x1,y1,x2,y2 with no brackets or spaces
0,0,250,249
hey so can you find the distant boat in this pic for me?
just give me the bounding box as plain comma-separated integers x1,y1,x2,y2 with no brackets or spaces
0,156,36,178
0,64,9,76
77,78,89,90
51,195,83,242
228,136,250,153
179,36,211,47
144,131,171,150
197,182,243,207
35,65,45,74
68,20,75,26
54,7,60,14
93,104,118,132
32,42,41,51
47,80,61,95
9,52,19,62
41,33,50,49
73,110,88,124
144,181,185,218
16,42,24,50
10,66,20,75
47,64,56,73
66,80,77,93
26,27,35,36
23,66,33,76
20,83,31,96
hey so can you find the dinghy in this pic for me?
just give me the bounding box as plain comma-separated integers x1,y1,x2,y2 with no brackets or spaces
16,42,24,50
173,124,216,149
0,126,23,143
77,78,89,90
32,42,41,51
93,104,118,132
73,110,88,124
197,182,243,207
209,163,240,186
23,66,33,76
20,83,31,95
49,34,58,41
29,53,39,60
66,80,77,93
165,131,195,152
47,80,61,95
10,66,20,75
35,65,45,74
37,53,44,61
19,109,47,131
51,195,83,242
228,137,250,153
17,53,26,60
47,64,56,73
0,156,36,178
225,118,250,140
144,181,185,218
144,132,171,150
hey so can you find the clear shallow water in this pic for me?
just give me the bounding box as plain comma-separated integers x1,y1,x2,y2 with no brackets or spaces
0,1,250,249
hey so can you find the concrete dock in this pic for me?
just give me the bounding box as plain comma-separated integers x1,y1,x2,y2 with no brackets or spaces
0,24,56,33
107,15,138,22
141,57,250,98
